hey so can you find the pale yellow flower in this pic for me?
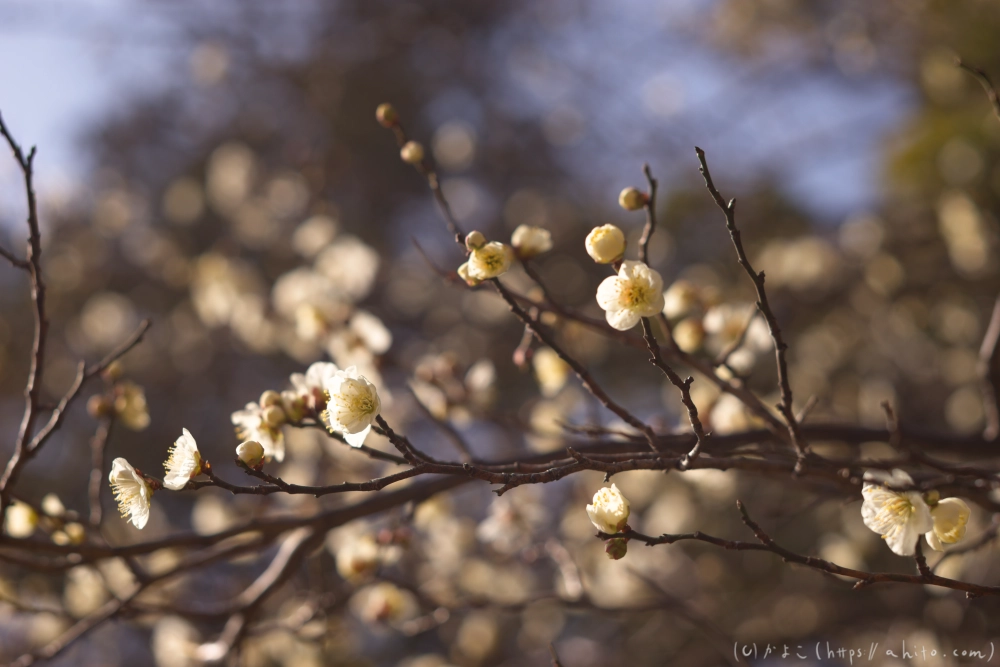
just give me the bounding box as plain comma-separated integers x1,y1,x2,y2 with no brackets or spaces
109,458,152,530
321,366,381,447
585,224,626,264
511,225,553,258
925,497,971,551
586,484,630,534
163,428,202,491
861,469,932,556
465,241,514,281
596,260,665,330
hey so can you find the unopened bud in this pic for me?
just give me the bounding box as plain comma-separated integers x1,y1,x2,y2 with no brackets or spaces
102,360,124,382
260,390,282,408
400,141,425,165
236,440,265,468
605,537,629,560
375,103,398,127
618,187,647,211
464,230,486,251
262,405,286,428
87,394,113,419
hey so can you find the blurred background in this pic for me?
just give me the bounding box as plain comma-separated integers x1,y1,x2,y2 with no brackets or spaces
1,0,1000,664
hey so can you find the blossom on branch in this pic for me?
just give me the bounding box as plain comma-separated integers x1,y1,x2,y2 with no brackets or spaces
288,361,340,415
596,260,665,330
109,458,153,530
511,224,552,259
459,234,514,282
231,395,286,462
321,366,381,447
925,496,971,551
163,428,202,490
236,440,265,468
586,484,631,534
860,469,932,556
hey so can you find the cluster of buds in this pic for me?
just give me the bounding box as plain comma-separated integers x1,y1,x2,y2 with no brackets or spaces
87,362,151,431
3,493,87,545
457,230,514,285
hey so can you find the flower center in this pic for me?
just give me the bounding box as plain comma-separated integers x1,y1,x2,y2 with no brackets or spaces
621,284,647,308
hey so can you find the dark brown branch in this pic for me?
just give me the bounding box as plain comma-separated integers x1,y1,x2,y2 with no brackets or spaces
640,318,708,467
638,164,658,265
604,500,1000,597
695,147,805,463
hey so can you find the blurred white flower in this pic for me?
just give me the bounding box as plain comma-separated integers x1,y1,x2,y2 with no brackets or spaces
861,469,932,556
232,402,285,462
925,497,971,551
586,484,630,534
109,458,152,529
708,393,752,435
351,582,418,625
163,428,202,491
511,224,553,259
532,347,570,397
4,501,38,538
315,236,381,303
463,241,514,281
236,440,265,468
477,490,546,554
662,280,701,320
114,381,150,431
321,366,381,447
336,534,382,583
596,260,665,331
585,224,625,264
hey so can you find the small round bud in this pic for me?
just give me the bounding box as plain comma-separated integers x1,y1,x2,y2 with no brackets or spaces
375,103,398,127
585,224,626,264
102,360,124,382
400,141,425,165
63,522,86,545
87,394,113,419
260,390,282,408
618,187,647,211
605,536,629,560
464,230,486,251
236,440,265,468
262,404,286,428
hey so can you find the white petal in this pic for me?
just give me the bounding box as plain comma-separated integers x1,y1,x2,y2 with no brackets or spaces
605,307,640,331
344,424,371,448
595,276,623,310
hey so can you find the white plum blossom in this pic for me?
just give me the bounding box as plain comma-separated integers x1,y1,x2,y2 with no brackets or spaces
109,458,153,530
236,440,265,468
461,241,514,281
586,484,631,534
926,497,971,551
163,428,202,490
321,366,381,447
231,401,285,462
861,469,932,556
288,361,340,413
585,224,626,264
511,224,553,258
596,260,666,331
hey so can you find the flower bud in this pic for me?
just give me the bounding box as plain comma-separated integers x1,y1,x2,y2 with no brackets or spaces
605,537,628,560
260,390,282,408
262,404,286,428
4,501,37,538
102,360,124,382
511,225,553,259
400,141,425,165
585,224,626,264
375,103,398,127
464,230,486,251
618,187,647,211
87,394,113,419
236,440,265,468
281,390,307,423
586,484,630,534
